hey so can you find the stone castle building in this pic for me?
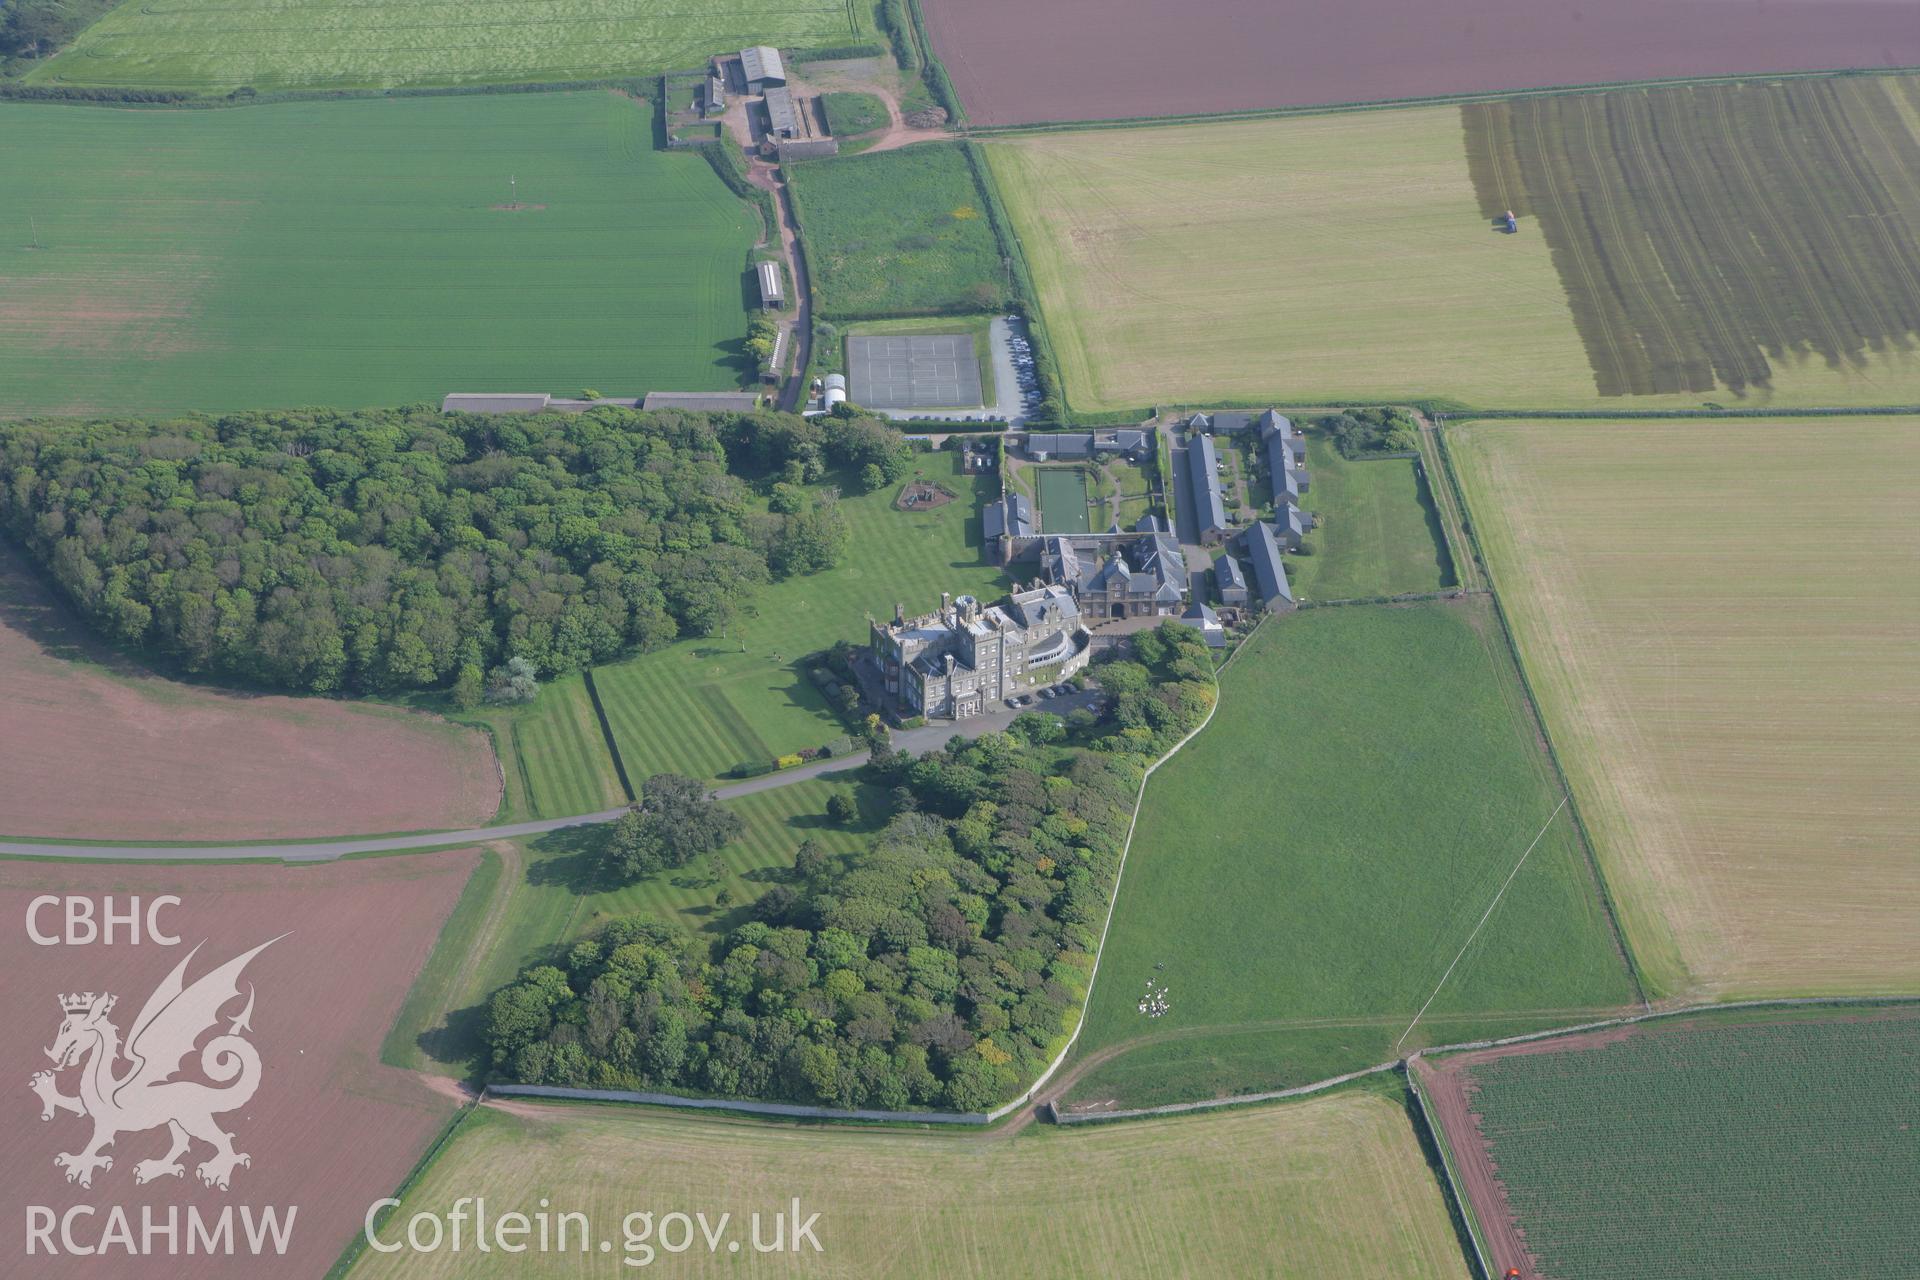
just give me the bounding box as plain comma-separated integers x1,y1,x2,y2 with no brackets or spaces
870,587,1090,720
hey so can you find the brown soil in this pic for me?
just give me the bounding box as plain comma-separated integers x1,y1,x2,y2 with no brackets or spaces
922,0,1920,127
0,543,500,840
0,852,478,1279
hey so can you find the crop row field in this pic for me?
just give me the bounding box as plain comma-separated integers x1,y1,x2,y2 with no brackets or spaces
1450,418,1920,999
0,852,478,1279
1063,600,1636,1111
29,0,866,91
0,92,756,418
987,75,1920,413
591,450,1008,783
349,1091,1465,1278
924,0,1920,126
1418,1008,1920,1278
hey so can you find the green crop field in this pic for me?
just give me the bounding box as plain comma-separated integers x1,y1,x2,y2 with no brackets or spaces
787,143,1010,319
29,0,867,92
350,1091,1466,1278
987,77,1920,412
0,93,756,417
1288,430,1454,601
590,450,1008,782
1065,600,1636,1109
1035,465,1096,533
1444,1010,1920,1276
1450,418,1920,1001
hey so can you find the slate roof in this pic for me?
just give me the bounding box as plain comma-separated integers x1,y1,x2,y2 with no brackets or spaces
1214,553,1247,593
1188,431,1228,535
442,393,553,414
1028,432,1094,459
641,391,762,411
1209,411,1254,434
1247,522,1294,606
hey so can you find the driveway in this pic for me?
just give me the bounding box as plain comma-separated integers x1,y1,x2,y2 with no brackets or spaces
0,692,1095,862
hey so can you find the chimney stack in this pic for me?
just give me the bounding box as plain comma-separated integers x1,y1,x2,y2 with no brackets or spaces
940,591,952,615
894,602,905,625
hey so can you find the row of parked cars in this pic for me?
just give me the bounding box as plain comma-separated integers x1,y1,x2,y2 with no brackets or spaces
1005,684,1074,709
1005,324,1042,414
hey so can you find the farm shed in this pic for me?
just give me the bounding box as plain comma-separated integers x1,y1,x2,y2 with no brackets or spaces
756,259,786,307
763,85,801,138
705,72,727,116
1188,431,1228,543
642,391,762,411
741,45,787,92
1246,521,1295,610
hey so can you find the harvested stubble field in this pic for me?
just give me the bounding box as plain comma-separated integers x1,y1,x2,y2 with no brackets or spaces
0,540,498,841
589,451,1007,783
1450,418,1920,999
1417,1008,1920,1279
989,79,1920,412
0,852,478,1279
30,0,865,91
925,0,1920,126
0,92,756,418
1064,601,1636,1110
350,1091,1464,1278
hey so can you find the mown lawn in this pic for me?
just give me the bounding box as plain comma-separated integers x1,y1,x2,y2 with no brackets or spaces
29,0,866,91
1288,431,1455,601
591,450,1009,782
350,1091,1466,1278
787,142,1010,319
1066,600,1636,1108
0,92,756,417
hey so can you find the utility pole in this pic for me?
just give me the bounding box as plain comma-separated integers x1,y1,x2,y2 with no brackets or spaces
28,212,40,250
509,175,517,207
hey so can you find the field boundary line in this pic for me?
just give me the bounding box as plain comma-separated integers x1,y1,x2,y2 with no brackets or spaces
1052,994,1920,1127
1396,795,1568,1052
1432,420,1651,1007
325,1095,484,1279
979,618,1256,1122
1405,1057,1498,1280
955,66,1920,139
580,669,636,803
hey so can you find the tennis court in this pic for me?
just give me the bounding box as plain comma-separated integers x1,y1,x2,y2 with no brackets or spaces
846,334,983,409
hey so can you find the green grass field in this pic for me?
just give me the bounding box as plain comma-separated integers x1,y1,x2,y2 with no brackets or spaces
1035,464,1095,533
1447,1009,1920,1276
987,84,1920,411
591,450,1008,782
1450,418,1920,1000
820,90,889,136
1288,431,1454,601
350,1091,1467,1278
29,0,867,91
787,142,1009,319
0,93,756,417
1065,600,1636,1109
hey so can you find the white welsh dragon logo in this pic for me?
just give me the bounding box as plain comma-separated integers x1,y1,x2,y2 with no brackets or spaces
29,936,284,1191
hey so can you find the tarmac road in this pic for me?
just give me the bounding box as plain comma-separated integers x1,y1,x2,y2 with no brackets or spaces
0,691,1099,863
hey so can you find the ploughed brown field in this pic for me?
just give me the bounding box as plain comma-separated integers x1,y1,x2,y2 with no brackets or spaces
0,543,500,841
0,852,478,1279
923,0,1920,126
